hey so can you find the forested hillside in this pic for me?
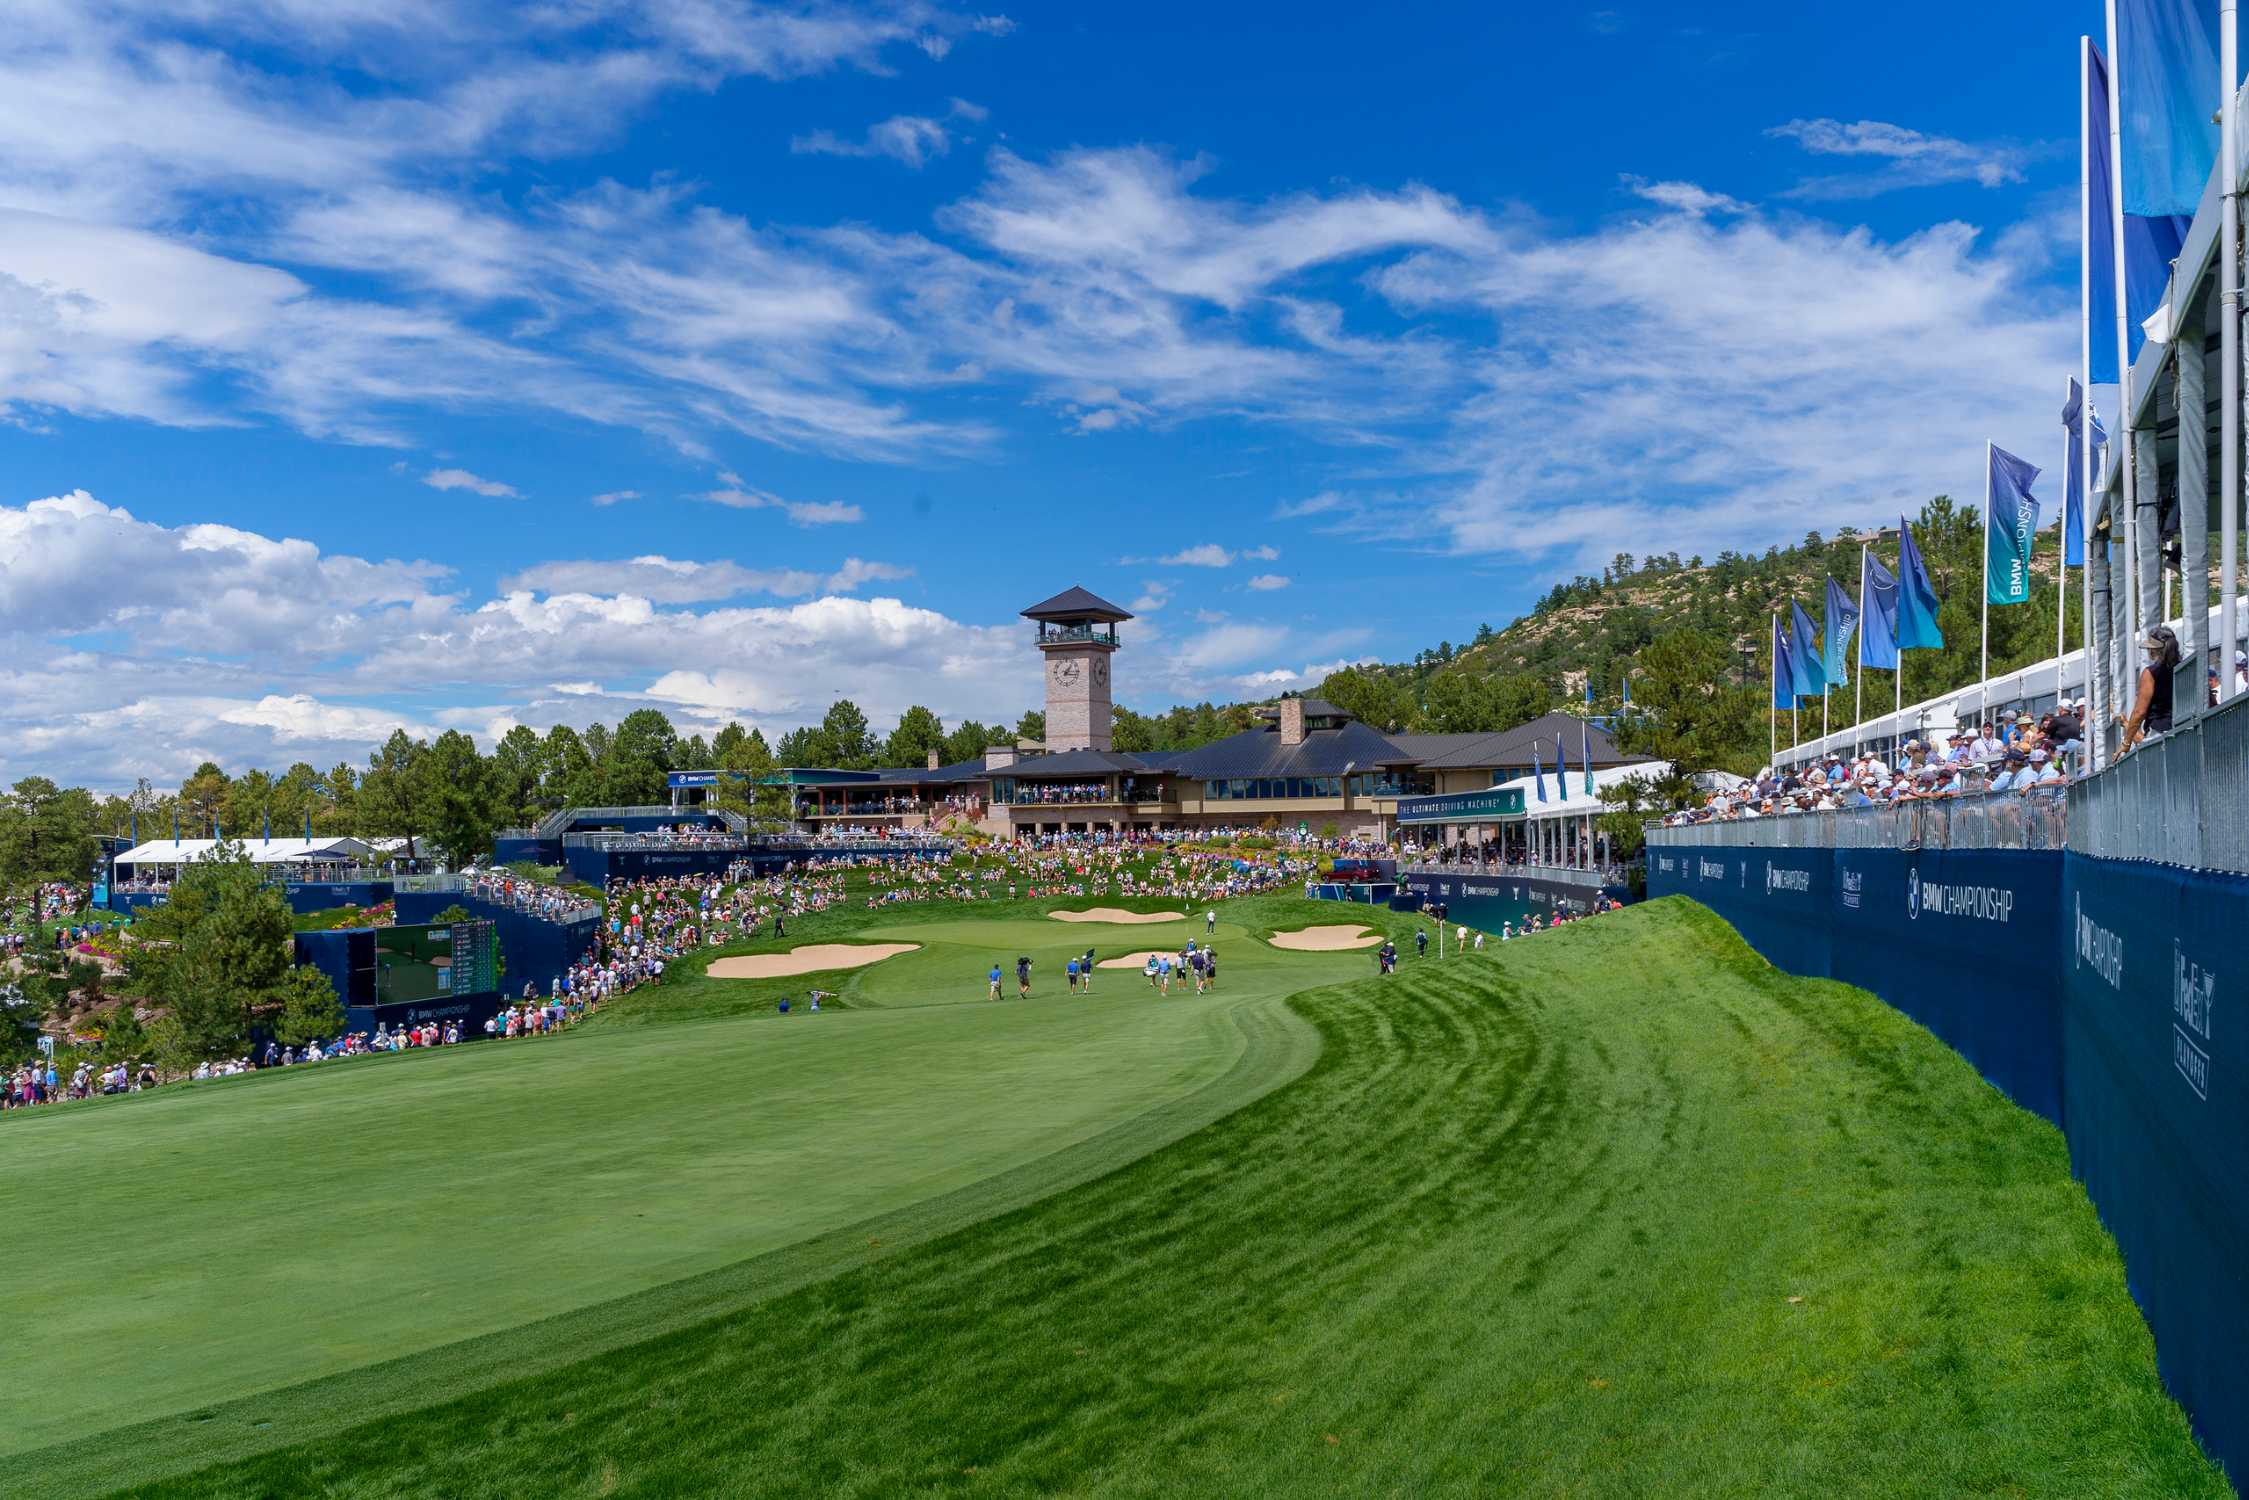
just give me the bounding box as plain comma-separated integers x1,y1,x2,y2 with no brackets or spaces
1314,494,2101,774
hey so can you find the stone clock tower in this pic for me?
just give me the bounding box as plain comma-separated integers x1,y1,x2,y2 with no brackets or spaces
1020,585,1132,752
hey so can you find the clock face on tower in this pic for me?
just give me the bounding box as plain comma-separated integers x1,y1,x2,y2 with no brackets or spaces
1051,659,1082,686
1090,656,1109,688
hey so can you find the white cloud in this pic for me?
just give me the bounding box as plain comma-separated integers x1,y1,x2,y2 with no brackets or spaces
1371,191,2071,568
424,466,518,497
701,484,865,525
1237,668,1298,687
1127,580,1172,613
500,556,824,603
590,489,641,506
1769,118,2031,199
795,114,952,168
1162,543,1235,567
1621,176,1749,216
1245,573,1289,591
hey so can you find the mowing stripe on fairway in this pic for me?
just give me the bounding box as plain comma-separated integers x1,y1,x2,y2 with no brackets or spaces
114,899,2228,1499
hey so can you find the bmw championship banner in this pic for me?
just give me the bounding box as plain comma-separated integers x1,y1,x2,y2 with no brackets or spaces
1985,443,2042,606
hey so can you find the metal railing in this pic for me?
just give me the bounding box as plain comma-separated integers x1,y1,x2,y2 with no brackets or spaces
1035,623,1119,646
2069,695,2249,873
1649,787,2070,853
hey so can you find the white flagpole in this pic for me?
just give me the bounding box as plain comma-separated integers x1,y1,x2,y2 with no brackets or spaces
1981,441,1994,736
2109,0,2141,649
2082,35,2103,760
1855,544,1867,758
2060,382,2071,712
2227,0,2244,703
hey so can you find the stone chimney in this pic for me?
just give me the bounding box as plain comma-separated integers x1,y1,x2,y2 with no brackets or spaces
985,744,1016,771
1279,697,1306,747
927,748,941,771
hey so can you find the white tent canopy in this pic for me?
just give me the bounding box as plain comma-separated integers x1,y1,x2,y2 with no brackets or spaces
114,837,381,868
1498,760,1674,825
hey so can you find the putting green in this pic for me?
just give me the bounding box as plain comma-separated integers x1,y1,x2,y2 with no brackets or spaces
0,908,1359,1459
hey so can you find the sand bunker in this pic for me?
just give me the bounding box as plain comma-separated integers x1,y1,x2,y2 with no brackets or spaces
707,943,920,979
1267,925,1383,952
1096,950,1178,970
1047,908,1186,925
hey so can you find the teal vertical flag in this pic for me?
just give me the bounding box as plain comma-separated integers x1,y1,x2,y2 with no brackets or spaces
1580,716,1593,796
1896,518,1947,650
1985,444,2042,606
1822,576,1859,687
1552,733,1567,802
1789,598,1826,697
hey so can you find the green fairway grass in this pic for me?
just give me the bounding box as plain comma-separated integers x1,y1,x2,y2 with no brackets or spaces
0,905,1364,1467
6,896,2227,1497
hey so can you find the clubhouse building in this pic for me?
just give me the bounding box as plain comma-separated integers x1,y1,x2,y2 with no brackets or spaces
721,586,1655,844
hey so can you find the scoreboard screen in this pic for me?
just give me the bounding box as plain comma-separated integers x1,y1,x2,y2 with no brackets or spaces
374,920,499,1004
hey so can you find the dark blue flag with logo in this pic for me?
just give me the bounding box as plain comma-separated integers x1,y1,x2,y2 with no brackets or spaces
1985,444,2042,606
1532,741,1546,803
1771,615,1796,709
2086,39,2122,384
1860,553,1901,669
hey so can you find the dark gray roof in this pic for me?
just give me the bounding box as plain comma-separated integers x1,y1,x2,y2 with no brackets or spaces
1020,585,1134,623
1167,719,1415,780
1391,712,1637,770
1007,747,1150,778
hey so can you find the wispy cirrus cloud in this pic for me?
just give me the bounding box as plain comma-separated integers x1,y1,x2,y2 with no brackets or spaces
1768,118,2034,200
423,466,518,497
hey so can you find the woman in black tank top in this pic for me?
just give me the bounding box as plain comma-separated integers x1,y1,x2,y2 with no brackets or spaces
2122,626,2182,751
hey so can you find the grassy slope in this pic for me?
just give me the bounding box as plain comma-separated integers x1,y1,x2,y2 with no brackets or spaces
1,898,1376,1485
84,897,2224,1499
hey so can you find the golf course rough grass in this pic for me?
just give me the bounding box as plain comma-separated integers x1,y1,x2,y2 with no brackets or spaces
11,896,2229,1497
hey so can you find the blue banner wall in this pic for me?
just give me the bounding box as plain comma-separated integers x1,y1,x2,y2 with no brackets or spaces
2062,854,2249,1483
1399,871,1628,933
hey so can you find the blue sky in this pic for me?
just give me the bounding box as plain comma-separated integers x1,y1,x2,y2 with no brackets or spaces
0,1,2106,787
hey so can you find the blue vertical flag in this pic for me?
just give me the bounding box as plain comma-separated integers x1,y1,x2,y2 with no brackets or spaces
172,808,179,842
1896,518,1948,649
305,809,313,839
2062,379,2088,567
1985,444,2043,606
263,806,271,841
2086,38,2122,385
1771,615,1796,709
1789,598,1826,697
2114,1,2224,364
1621,672,1630,707
1822,576,1860,687
1532,741,1547,803
1860,554,1901,669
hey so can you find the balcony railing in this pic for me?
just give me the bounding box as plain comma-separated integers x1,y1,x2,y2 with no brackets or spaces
1035,623,1118,647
